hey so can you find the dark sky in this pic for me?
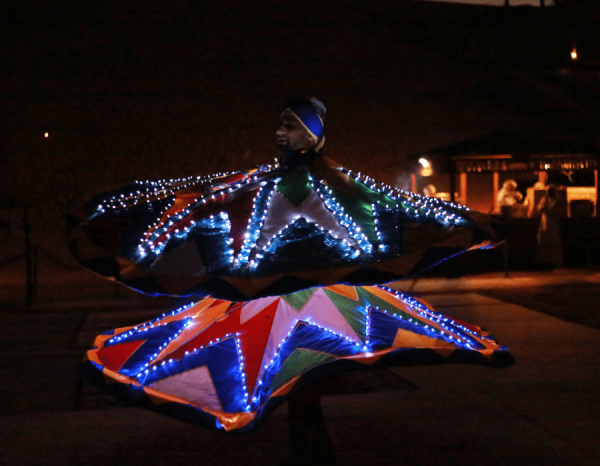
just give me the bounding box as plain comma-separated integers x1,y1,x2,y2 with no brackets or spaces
1,0,598,255
422,0,552,6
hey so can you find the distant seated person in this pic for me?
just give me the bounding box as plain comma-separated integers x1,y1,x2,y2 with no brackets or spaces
496,179,523,216
535,185,565,268
532,171,549,190
423,184,437,197
526,171,548,217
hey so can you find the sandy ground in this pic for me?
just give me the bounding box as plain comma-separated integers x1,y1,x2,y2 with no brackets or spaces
1,269,600,465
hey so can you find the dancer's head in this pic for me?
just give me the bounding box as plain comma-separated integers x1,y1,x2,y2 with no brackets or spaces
276,96,326,152
502,180,518,192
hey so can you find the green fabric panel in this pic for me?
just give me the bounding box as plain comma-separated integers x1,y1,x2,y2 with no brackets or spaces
322,288,368,341
276,168,313,206
270,349,336,392
281,288,317,311
352,178,394,206
351,178,417,211
329,188,375,243
329,180,388,244
356,287,414,322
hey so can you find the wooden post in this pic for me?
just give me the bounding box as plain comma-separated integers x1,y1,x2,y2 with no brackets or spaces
594,169,598,217
493,172,500,214
24,208,33,307
460,172,467,206
449,159,457,203
503,240,509,278
31,246,39,305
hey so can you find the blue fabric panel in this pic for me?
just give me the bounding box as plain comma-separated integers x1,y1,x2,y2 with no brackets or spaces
136,336,246,413
368,308,402,350
106,320,188,376
258,322,363,400
255,218,364,275
372,203,404,256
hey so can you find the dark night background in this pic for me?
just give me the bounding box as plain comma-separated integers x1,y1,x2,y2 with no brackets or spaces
2,0,599,267
2,2,600,465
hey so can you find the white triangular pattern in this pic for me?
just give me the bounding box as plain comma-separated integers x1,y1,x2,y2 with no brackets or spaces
254,190,359,252
240,295,280,324
150,365,224,412
295,288,362,344
254,288,363,395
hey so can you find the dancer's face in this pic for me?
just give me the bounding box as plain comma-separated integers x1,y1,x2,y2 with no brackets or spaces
276,114,315,151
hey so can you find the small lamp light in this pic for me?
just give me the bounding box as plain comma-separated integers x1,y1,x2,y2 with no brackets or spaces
419,158,433,176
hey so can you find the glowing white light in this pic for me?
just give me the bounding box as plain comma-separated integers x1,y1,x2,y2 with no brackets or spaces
418,158,430,168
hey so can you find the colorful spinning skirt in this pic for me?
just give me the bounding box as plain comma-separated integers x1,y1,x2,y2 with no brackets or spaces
72,153,512,432
83,284,512,432
68,155,504,301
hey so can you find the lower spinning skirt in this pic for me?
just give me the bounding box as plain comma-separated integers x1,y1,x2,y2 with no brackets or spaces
83,284,513,432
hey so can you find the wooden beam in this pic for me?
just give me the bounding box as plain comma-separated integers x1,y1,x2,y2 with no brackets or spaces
493,172,500,214
595,169,598,217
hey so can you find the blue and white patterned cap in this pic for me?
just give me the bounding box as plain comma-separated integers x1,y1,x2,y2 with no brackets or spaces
282,97,325,142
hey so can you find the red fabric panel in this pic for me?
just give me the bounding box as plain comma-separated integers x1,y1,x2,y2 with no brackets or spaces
97,339,146,371
166,299,279,395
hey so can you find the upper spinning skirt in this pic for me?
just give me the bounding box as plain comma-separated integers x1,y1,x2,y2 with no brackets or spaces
68,152,504,301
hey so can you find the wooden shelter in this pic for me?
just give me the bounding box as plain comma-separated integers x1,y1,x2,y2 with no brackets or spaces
451,153,598,216
411,126,600,217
